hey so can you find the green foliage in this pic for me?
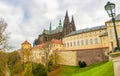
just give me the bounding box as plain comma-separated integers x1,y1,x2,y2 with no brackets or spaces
78,61,87,68
24,62,33,76
7,51,21,68
7,51,23,75
32,63,47,76
24,62,47,76
0,51,7,75
12,62,23,75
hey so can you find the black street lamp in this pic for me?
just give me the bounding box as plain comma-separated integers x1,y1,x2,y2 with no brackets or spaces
105,2,120,51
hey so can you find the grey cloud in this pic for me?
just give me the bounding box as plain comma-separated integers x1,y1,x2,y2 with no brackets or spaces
1,0,120,51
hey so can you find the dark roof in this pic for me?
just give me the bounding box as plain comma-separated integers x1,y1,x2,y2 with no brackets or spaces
107,14,120,22
43,27,63,35
66,25,106,37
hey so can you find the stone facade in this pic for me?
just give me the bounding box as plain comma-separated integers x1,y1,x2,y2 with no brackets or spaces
57,47,109,66
57,51,77,66
76,47,109,65
30,39,63,65
20,40,32,62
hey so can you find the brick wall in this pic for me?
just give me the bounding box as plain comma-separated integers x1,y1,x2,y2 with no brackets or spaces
77,47,109,65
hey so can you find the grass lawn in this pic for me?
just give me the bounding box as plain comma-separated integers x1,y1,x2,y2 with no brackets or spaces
53,61,114,76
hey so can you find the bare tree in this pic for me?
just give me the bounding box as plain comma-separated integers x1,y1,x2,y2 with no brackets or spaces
43,42,53,69
0,18,8,51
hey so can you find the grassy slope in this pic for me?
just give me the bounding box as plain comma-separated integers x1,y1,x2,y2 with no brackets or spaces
54,61,114,76
74,61,114,76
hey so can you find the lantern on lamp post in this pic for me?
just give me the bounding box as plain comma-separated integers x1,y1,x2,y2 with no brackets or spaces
105,2,120,51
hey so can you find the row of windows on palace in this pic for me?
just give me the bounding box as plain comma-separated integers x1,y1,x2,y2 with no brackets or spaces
64,30,108,40
64,38,99,47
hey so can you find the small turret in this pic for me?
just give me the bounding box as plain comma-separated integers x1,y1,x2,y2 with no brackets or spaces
58,19,62,28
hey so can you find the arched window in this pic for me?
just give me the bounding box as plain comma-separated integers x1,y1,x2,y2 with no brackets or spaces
90,39,93,44
81,40,84,46
95,38,98,44
77,40,80,46
110,29,112,33
74,41,76,46
67,42,69,47
110,34,113,39
86,39,88,45
64,43,66,47
70,42,72,47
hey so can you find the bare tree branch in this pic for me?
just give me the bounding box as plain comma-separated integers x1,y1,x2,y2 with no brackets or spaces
0,18,9,51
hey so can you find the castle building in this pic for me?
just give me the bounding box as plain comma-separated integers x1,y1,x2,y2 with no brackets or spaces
58,14,120,66
33,11,76,46
31,39,63,65
61,25,109,65
21,40,32,62
20,12,120,66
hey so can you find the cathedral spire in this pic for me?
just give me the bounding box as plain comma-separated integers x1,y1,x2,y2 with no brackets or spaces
49,22,52,32
71,15,76,31
65,10,68,18
71,15,74,24
63,10,71,36
63,10,70,27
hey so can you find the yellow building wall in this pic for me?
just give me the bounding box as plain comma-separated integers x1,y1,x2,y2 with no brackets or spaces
57,51,77,66
105,20,120,51
31,48,45,65
63,29,109,51
30,42,63,65
21,44,32,62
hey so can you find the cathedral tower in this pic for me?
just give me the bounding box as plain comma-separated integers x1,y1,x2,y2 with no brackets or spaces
63,11,70,36
63,11,76,36
71,16,76,31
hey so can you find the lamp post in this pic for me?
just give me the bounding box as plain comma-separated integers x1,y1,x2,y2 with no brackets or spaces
104,1,120,51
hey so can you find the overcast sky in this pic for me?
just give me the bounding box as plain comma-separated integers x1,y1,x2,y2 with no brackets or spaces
0,0,120,51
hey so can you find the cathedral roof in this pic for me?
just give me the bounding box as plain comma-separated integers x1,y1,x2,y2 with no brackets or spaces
66,25,106,37
43,27,63,35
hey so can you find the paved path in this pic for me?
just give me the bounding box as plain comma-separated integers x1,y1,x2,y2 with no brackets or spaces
48,67,62,76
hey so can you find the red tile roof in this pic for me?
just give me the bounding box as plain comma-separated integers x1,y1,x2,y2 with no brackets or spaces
51,39,63,44
22,40,31,45
32,43,48,50
32,39,63,50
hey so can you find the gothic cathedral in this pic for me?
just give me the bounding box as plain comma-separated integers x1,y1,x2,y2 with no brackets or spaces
33,11,76,46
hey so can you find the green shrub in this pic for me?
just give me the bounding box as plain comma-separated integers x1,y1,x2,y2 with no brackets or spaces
78,61,87,68
32,63,47,76
24,62,47,76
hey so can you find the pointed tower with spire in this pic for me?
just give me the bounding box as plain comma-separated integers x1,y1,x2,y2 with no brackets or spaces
63,10,71,36
71,15,76,31
49,22,52,33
